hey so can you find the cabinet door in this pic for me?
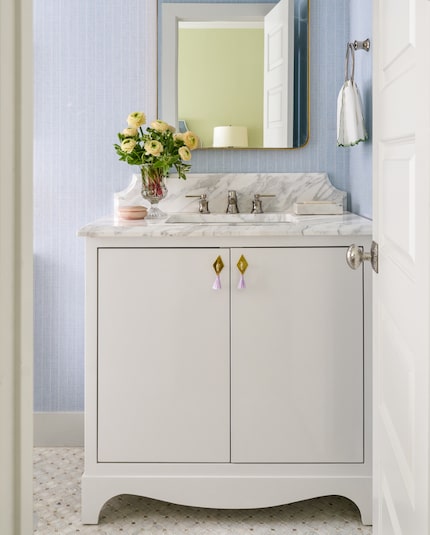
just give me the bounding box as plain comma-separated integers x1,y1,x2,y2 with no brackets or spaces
231,247,364,463
97,248,230,463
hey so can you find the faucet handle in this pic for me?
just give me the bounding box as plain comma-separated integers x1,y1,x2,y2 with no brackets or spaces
186,193,210,213
251,193,276,214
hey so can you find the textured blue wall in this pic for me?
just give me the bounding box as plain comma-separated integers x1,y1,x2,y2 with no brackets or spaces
34,0,371,412
33,0,157,410
347,0,373,218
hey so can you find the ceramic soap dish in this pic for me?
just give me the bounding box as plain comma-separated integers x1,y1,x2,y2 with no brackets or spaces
118,206,148,220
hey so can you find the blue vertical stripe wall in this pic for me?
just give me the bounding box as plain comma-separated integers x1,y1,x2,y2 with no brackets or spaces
34,0,371,412
34,0,157,411
347,0,373,219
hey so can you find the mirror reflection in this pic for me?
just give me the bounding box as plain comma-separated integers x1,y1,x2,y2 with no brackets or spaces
160,1,308,149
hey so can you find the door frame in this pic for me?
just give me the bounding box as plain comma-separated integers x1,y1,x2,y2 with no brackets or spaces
0,0,33,532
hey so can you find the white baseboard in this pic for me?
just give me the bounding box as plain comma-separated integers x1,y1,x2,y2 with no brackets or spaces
34,412,84,447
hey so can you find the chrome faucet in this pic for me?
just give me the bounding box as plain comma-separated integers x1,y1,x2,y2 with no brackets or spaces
197,193,210,213
226,190,239,214
250,193,276,214
185,193,210,213
251,194,263,214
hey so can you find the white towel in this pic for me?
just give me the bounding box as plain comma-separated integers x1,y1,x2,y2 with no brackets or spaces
337,79,368,147
337,43,368,147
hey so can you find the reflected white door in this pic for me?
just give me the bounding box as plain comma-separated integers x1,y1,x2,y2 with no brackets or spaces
373,0,430,533
263,0,294,147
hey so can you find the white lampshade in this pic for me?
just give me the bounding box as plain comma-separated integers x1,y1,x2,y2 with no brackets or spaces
213,126,248,148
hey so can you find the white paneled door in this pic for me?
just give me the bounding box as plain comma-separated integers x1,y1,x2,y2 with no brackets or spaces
373,0,430,533
263,0,294,148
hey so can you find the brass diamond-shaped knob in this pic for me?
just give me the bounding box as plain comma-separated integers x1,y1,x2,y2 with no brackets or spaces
237,255,248,275
213,255,224,275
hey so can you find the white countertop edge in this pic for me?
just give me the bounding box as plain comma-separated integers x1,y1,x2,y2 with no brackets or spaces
78,212,372,239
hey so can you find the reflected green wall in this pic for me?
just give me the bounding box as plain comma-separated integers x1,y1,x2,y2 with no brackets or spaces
178,28,264,147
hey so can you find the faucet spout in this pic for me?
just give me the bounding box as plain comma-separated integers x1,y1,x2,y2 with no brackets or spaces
226,190,239,214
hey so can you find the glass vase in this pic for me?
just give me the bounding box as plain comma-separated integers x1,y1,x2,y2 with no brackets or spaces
140,166,168,219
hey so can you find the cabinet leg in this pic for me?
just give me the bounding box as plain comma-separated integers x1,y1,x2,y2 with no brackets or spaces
356,497,373,526
81,474,111,524
344,481,373,526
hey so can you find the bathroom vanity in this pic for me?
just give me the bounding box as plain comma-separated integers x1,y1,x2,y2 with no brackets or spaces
79,173,373,525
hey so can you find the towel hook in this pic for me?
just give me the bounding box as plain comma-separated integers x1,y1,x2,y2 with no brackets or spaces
352,38,370,52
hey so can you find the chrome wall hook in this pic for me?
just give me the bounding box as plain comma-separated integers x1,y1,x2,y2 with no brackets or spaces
352,38,370,52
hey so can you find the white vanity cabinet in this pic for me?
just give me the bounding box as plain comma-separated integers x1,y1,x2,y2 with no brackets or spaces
81,232,372,526
97,245,363,466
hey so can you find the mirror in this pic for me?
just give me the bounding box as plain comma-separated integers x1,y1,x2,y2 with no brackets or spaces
159,1,309,149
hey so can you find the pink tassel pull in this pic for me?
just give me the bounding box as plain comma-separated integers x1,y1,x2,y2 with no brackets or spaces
237,274,246,289
212,256,224,290
236,255,248,290
212,275,221,290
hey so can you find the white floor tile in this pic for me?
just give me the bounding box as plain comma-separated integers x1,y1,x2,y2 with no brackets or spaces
33,448,372,534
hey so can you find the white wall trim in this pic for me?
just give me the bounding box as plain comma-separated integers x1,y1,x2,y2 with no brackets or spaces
0,0,33,532
179,21,264,29
34,412,84,447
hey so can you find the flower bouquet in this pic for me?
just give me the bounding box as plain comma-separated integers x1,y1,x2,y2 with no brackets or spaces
114,112,199,219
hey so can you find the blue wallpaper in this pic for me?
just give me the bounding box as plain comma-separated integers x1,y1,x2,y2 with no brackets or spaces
347,0,373,219
34,0,372,411
33,0,157,410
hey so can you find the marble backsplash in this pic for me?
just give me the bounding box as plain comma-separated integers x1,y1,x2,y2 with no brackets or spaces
114,173,347,217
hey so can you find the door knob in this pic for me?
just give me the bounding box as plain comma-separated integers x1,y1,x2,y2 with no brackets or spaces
346,241,378,273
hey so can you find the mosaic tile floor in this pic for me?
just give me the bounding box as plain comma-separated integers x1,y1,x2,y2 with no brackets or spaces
33,448,373,534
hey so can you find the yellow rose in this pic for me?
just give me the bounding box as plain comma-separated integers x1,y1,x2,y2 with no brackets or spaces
144,140,164,156
121,138,137,153
127,111,146,128
150,120,170,133
122,127,137,137
174,133,184,142
178,146,192,161
183,131,199,150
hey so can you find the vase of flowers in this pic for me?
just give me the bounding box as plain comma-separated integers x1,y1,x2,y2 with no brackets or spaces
115,112,199,219
139,164,168,219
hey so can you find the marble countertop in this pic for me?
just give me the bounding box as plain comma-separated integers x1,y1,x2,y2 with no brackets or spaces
82,173,372,240
78,212,372,238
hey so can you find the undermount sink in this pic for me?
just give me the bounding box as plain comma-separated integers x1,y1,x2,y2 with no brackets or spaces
165,212,296,224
